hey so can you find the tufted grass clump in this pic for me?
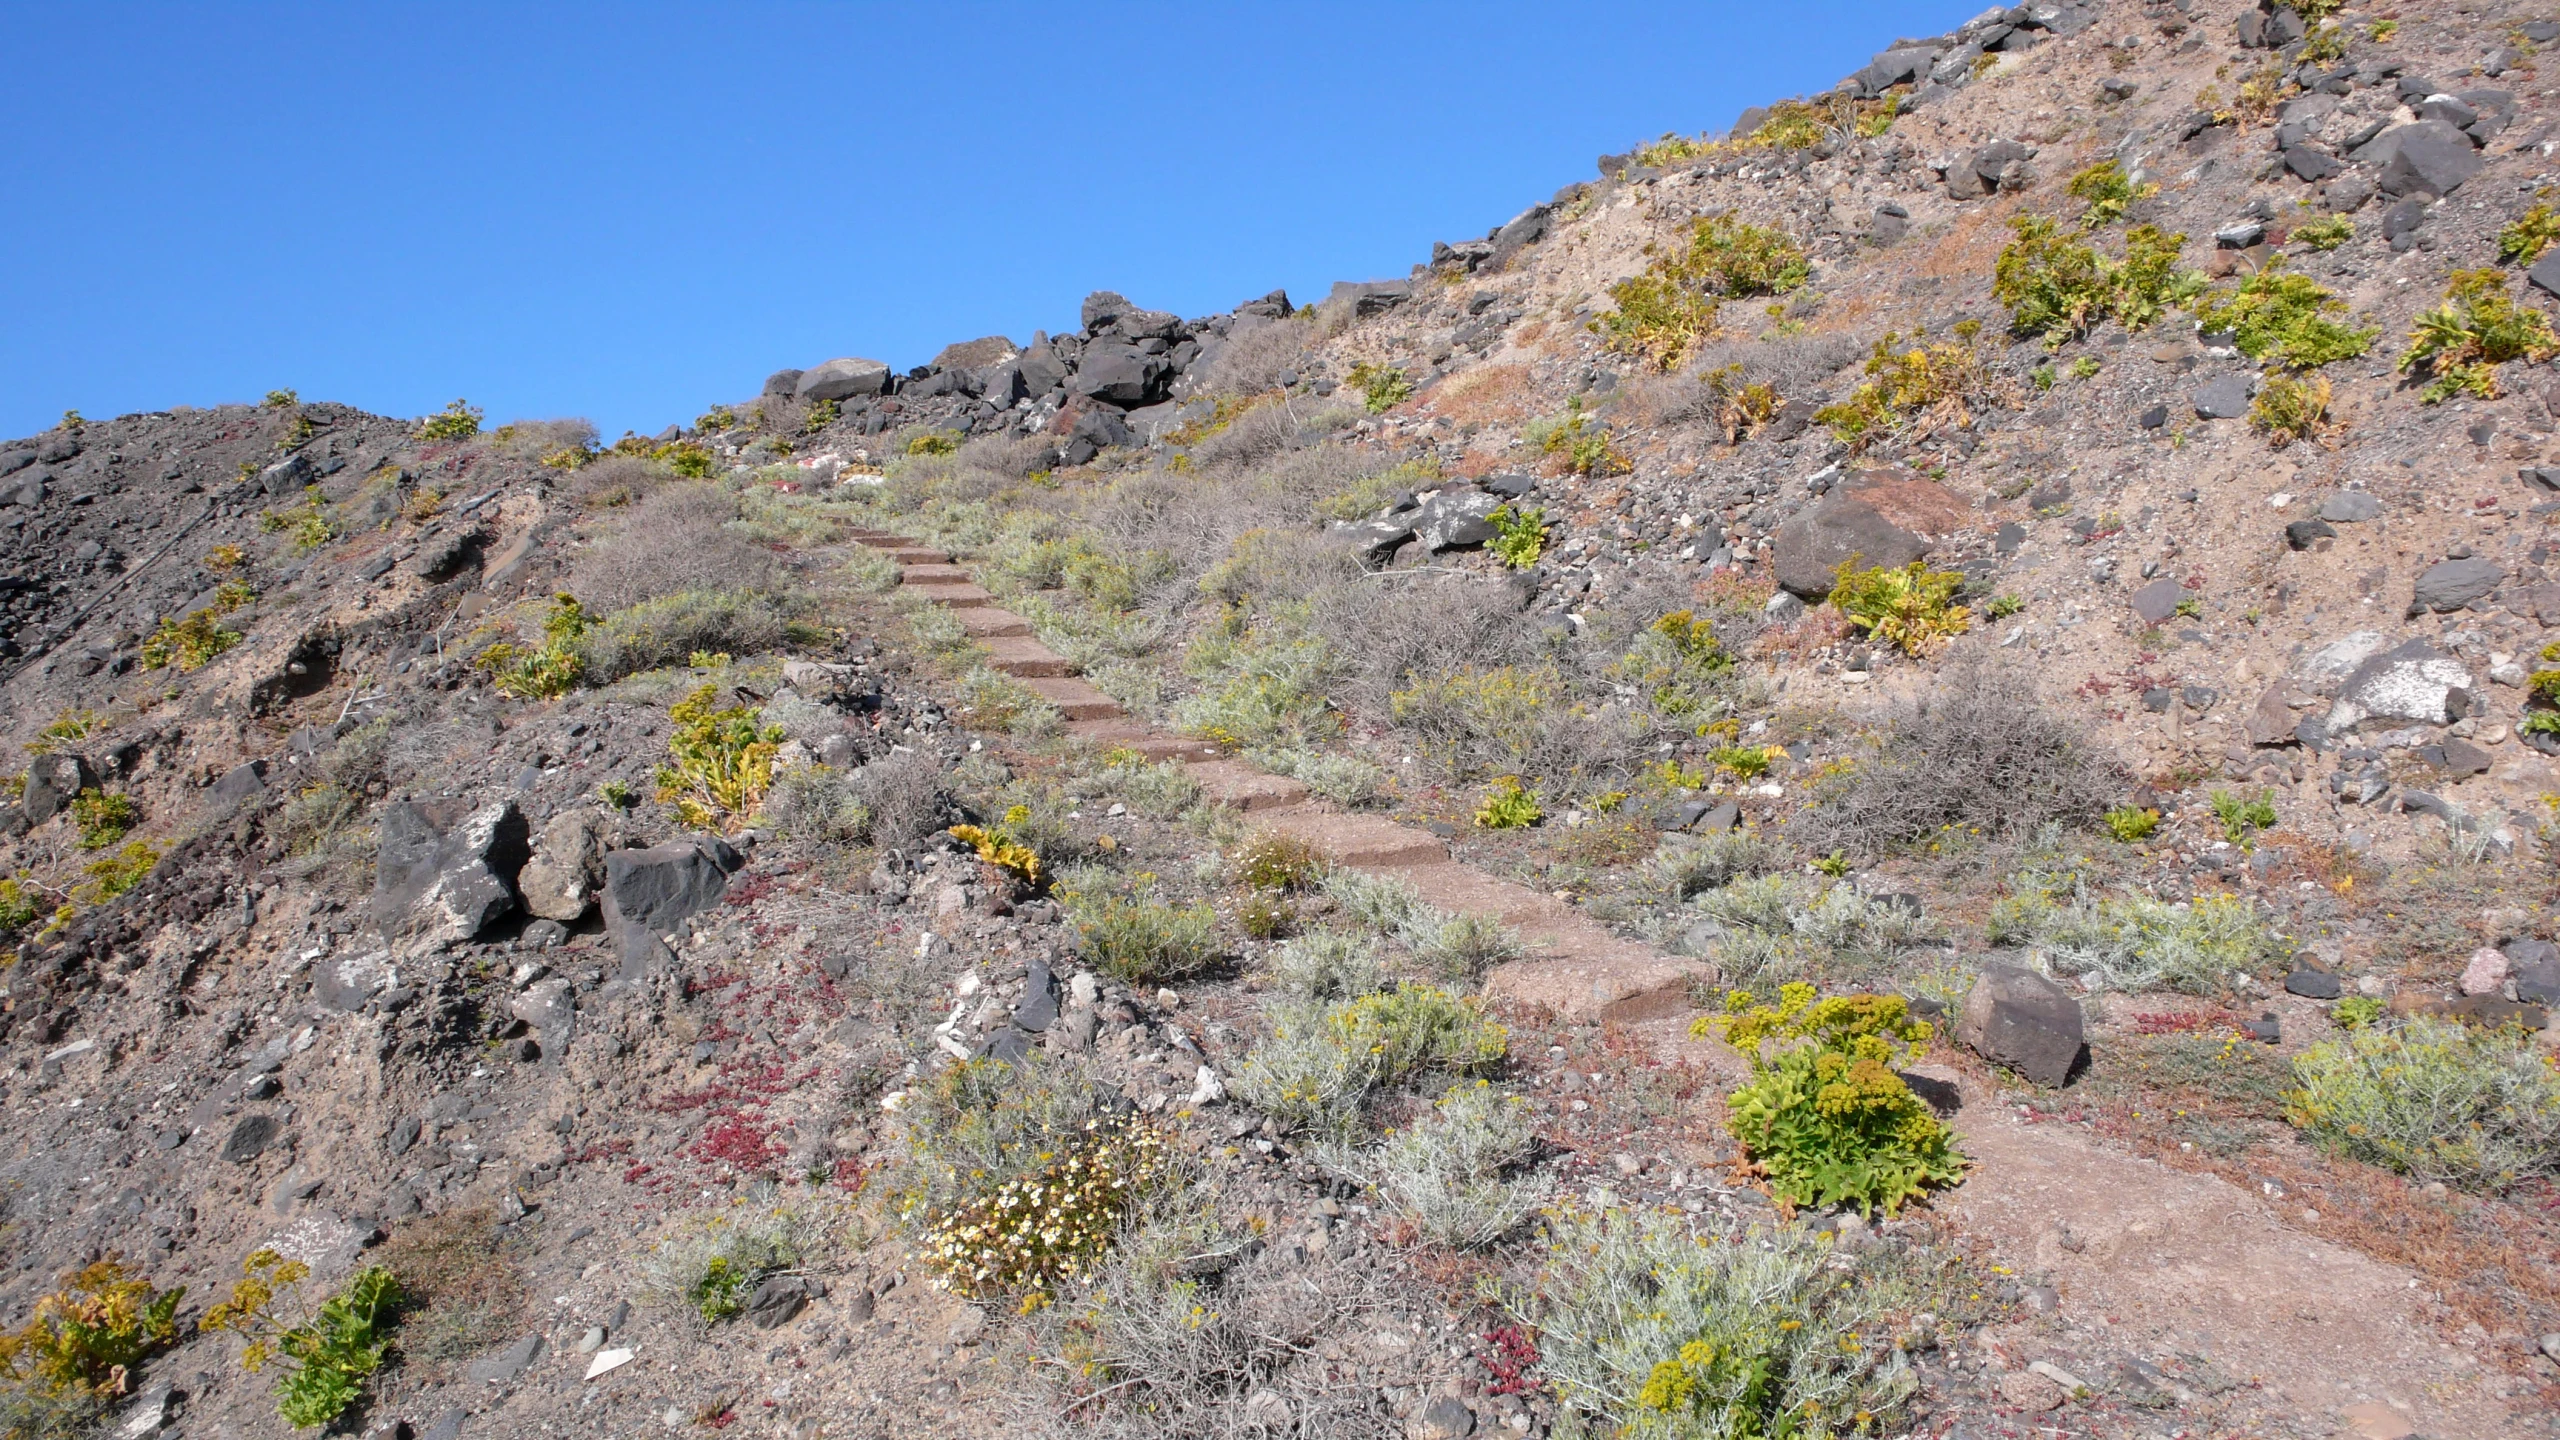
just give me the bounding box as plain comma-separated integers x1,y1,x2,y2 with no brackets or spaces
1232,984,1507,1137
1319,1081,1550,1248
1525,1207,1932,1440
2288,1016,2560,1193
1829,560,1969,657
2400,268,2560,402
1245,745,1390,807
640,1201,812,1323
1644,828,1787,901
2192,264,2377,370
1694,984,1966,1215
1266,931,1387,1001
1063,884,1219,984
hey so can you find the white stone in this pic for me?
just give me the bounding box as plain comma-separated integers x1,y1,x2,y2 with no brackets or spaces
584,1347,636,1380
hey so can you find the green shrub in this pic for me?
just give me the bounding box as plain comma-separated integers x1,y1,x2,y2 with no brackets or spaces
2250,373,2331,448
1409,909,1523,981
1994,215,2198,349
141,583,254,672
758,764,871,843
1610,610,1737,722
842,544,901,593
473,593,590,698
1064,885,1219,984
639,1202,811,1322
953,666,1063,738
2288,1017,2560,1192
66,791,137,850
1236,834,1325,892
76,842,160,903
950,803,1046,889
802,398,839,432
1318,1081,1550,1248
2209,788,2277,847
1096,752,1202,819
2065,159,2157,228
413,399,483,442
1830,560,1969,657
1524,400,1629,475
1267,931,1387,1000
2191,264,2377,370
1232,984,1507,1137
654,683,782,831
922,1113,1176,1297
1603,215,1808,369
203,1252,400,1430
1171,615,1339,750
1486,504,1549,568
2103,806,2160,842
1694,984,1965,1214
2400,267,2560,402
1812,328,1994,449
2332,995,2385,1029
1321,868,1431,939
2294,215,2355,251
2498,203,2560,265
1474,775,1542,829
1526,1207,1926,1439
1707,743,1776,780
1705,364,1784,443
1642,829,1786,900
1344,362,1414,412
0,1259,183,1426
1991,881,2283,994
904,430,960,457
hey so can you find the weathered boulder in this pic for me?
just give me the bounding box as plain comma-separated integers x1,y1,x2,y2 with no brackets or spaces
1414,488,1504,552
21,752,93,823
2322,638,2474,732
1329,518,1414,566
2354,120,2483,197
1770,468,1968,599
518,810,610,922
931,335,1019,371
602,836,744,976
1068,343,1172,407
372,799,530,944
795,358,892,403
1955,963,2084,1087
2192,373,2254,419
2408,556,2502,615
2128,578,2185,625
313,950,396,1014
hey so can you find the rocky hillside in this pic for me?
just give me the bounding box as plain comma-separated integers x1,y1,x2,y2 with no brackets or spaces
3,2,2559,1439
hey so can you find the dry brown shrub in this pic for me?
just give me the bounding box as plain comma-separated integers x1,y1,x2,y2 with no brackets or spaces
1421,362,1538,429
956,431,1057,479
571,484,782,612
560,453,670,509
1194,315,1313,395
374,1203,530,1373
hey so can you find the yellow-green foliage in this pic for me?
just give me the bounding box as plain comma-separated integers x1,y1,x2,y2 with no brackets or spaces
2498,203,2560,265
1610,610,1735,725
1063,883,1219,984
1172,609,1338,749
1473,775,1542,829
1705,364,1782,442
2104,806,2161,842
1236,833,1325,892
2400,268,2560,402
653,684,782,832
1391,663,1558,774
257,487,336,552
2250,373,2331,448
1524,400,1628,476
2209,788,2277,847
1233,984,1508,1136
2066,159,2157,228
1344,361,1415,412
202,1251,400,1431
413,399,482,442
949,803,1044,888
903,430,959,457
1830,560,1969,657
800,398,838,432
1694,983,1966,1214
472,593,590,699
2289,1017,2560,1193
1993,215,2197,348
67,791,137,850
78,842,160,904
1813,328,1993,449
1709,743,1781,780
920,1113,1176,1298
0,1259,182,1410
2191,264,2377,370
1628,132,1720,167
1486,504,1549,568
25,710,101,755
141,583,253,672
1744,95,1899,151
1604,215,1809,369
2293,215,2354,251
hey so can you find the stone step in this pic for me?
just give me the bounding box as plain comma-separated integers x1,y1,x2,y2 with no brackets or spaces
1057,718,1222,762
887,548,950,566
903,582,995,609
852,534,909,549
900,563,975,585
1249,806,1445,869
1187,760,1310,813
1017,676,1121,721
954,608,1034,638
982,637,1075,678
1482,938,1713,1024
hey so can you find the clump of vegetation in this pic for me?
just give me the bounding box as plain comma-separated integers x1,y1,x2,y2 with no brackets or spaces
1474,775,1542,829
2295,214,2355,251
1236,834,1325,892
1486,504,1549,568
639,1202,811,1323
2104,806,2161,842
2191,264,2377,370
1705,364,1784,443
1247,745,1390,808
1526,1207,1929,1439
413,398,483,441
1812,326,1996,450
1991,875,2284,994
580,588,807,683
66,791,137,850
1696,984,1965,1214
2498,203,2560,265
949,803,1046,889
654,683,783,831
2288,1016,2560,1193
1610,610,1736,723
257,486,336,552
1994,215,2197,348
77,842,160,904
1524,400,1630,476
1829,560,1970,657
2210,788,2278,846
1604,215,1809,368
1320,1081,1550,1248
0,1259,183,1432
904,430,959,457
141,582,253,672
2250,373,2331,448
1344,361,1415,413
2332,995,2386,1029
24,710,101,755
803,398,839,432
1643,828,1786,901
203,1252,401,1430
473,593,590,699
2066,159,2157,228
1062,883,1219,984
1233,984,1508,1138
2399,268,2560,402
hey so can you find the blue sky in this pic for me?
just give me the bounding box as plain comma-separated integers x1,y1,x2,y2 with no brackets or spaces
0,2,1967,442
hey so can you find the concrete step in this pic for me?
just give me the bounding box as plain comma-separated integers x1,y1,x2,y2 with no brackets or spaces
1018,676,1121,721
1249,806,1445,868
903,582,995,609
983,637,1075,678
955,608,1034,638
1187,760,1310,813
1057,718,1222,762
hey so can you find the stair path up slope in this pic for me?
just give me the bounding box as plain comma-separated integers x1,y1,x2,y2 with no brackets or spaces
851,530,1706,1020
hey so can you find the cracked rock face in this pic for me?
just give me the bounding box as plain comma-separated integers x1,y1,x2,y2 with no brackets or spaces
2323,638,2475,733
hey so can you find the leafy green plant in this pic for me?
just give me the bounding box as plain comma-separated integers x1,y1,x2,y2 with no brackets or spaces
1233,984,1507,1137
1603,215,1808,368
950,803,1046,888
257,486,336,552
922,1112,1176,1297
1236,834,1325,892
2400,268,2560,402
1705,364,1783,443
1985,594,2024,619
0,1259,183,1425
903,429,959,457
1344,362,1415,412
1994,215,2198,349
76,842,159,904
803,398,839,432
2191,264,2376,370
2068,355,2101,380
413,399,483,442
1063,885,1219,984
640,1203,810,1322
472,593,590,698
1524,400,1629,476
1707,743,1777,781
66,791,136,850
2250,373,2331,448
654,683,783,832
2104,806,2160,842
2209,788,2277,847
1829,560,1969,657
140,592,248,672
2294,215,2355,251
2288,1016,2560,1192
1474,775,1542,829
2332,995,2385,1029
1812,327,1995,449
1486,504,1550,568
203,1252,401,1430
2499,204,2560,265
1694,984,1965,1214
2066,159,2157,228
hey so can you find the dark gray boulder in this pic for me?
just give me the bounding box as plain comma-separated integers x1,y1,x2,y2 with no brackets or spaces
2318,492,2383,523
1414,489,1504,552
372,799,529,944
2354,120,2483,197
2129,578,2185,624
0,470,44,508
2408,557,2502,615
603,836,743,976
1018,341,1069,394
1069,344,1172,407
21,752,93,823
2192,373,2254,419
761,368,804,396
221,1113,280,1164
796,358,892,403
1768,471,1967,599
1954,964,2084,1087
212,759,269,804
1080,291,1135,333
1329,519,1415,566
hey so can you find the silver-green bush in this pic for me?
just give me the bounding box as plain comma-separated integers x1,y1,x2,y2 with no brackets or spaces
1321,1082,1550,1248
2288,1016,2560,1192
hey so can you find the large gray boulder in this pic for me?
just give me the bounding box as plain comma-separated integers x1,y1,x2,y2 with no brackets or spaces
1954,963,2085,1087
2408,557,2502,615
1769,469,1967,599
373,800,529,944
2192,373,2254,419
931,335,1018,371
1414,489,1504,552
602,836,743,976
1068,344,1172,407
1848,45,1940,98
2323,638,2475,732
795,358,892,403
21,753,93,823
2354,120,2483,197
